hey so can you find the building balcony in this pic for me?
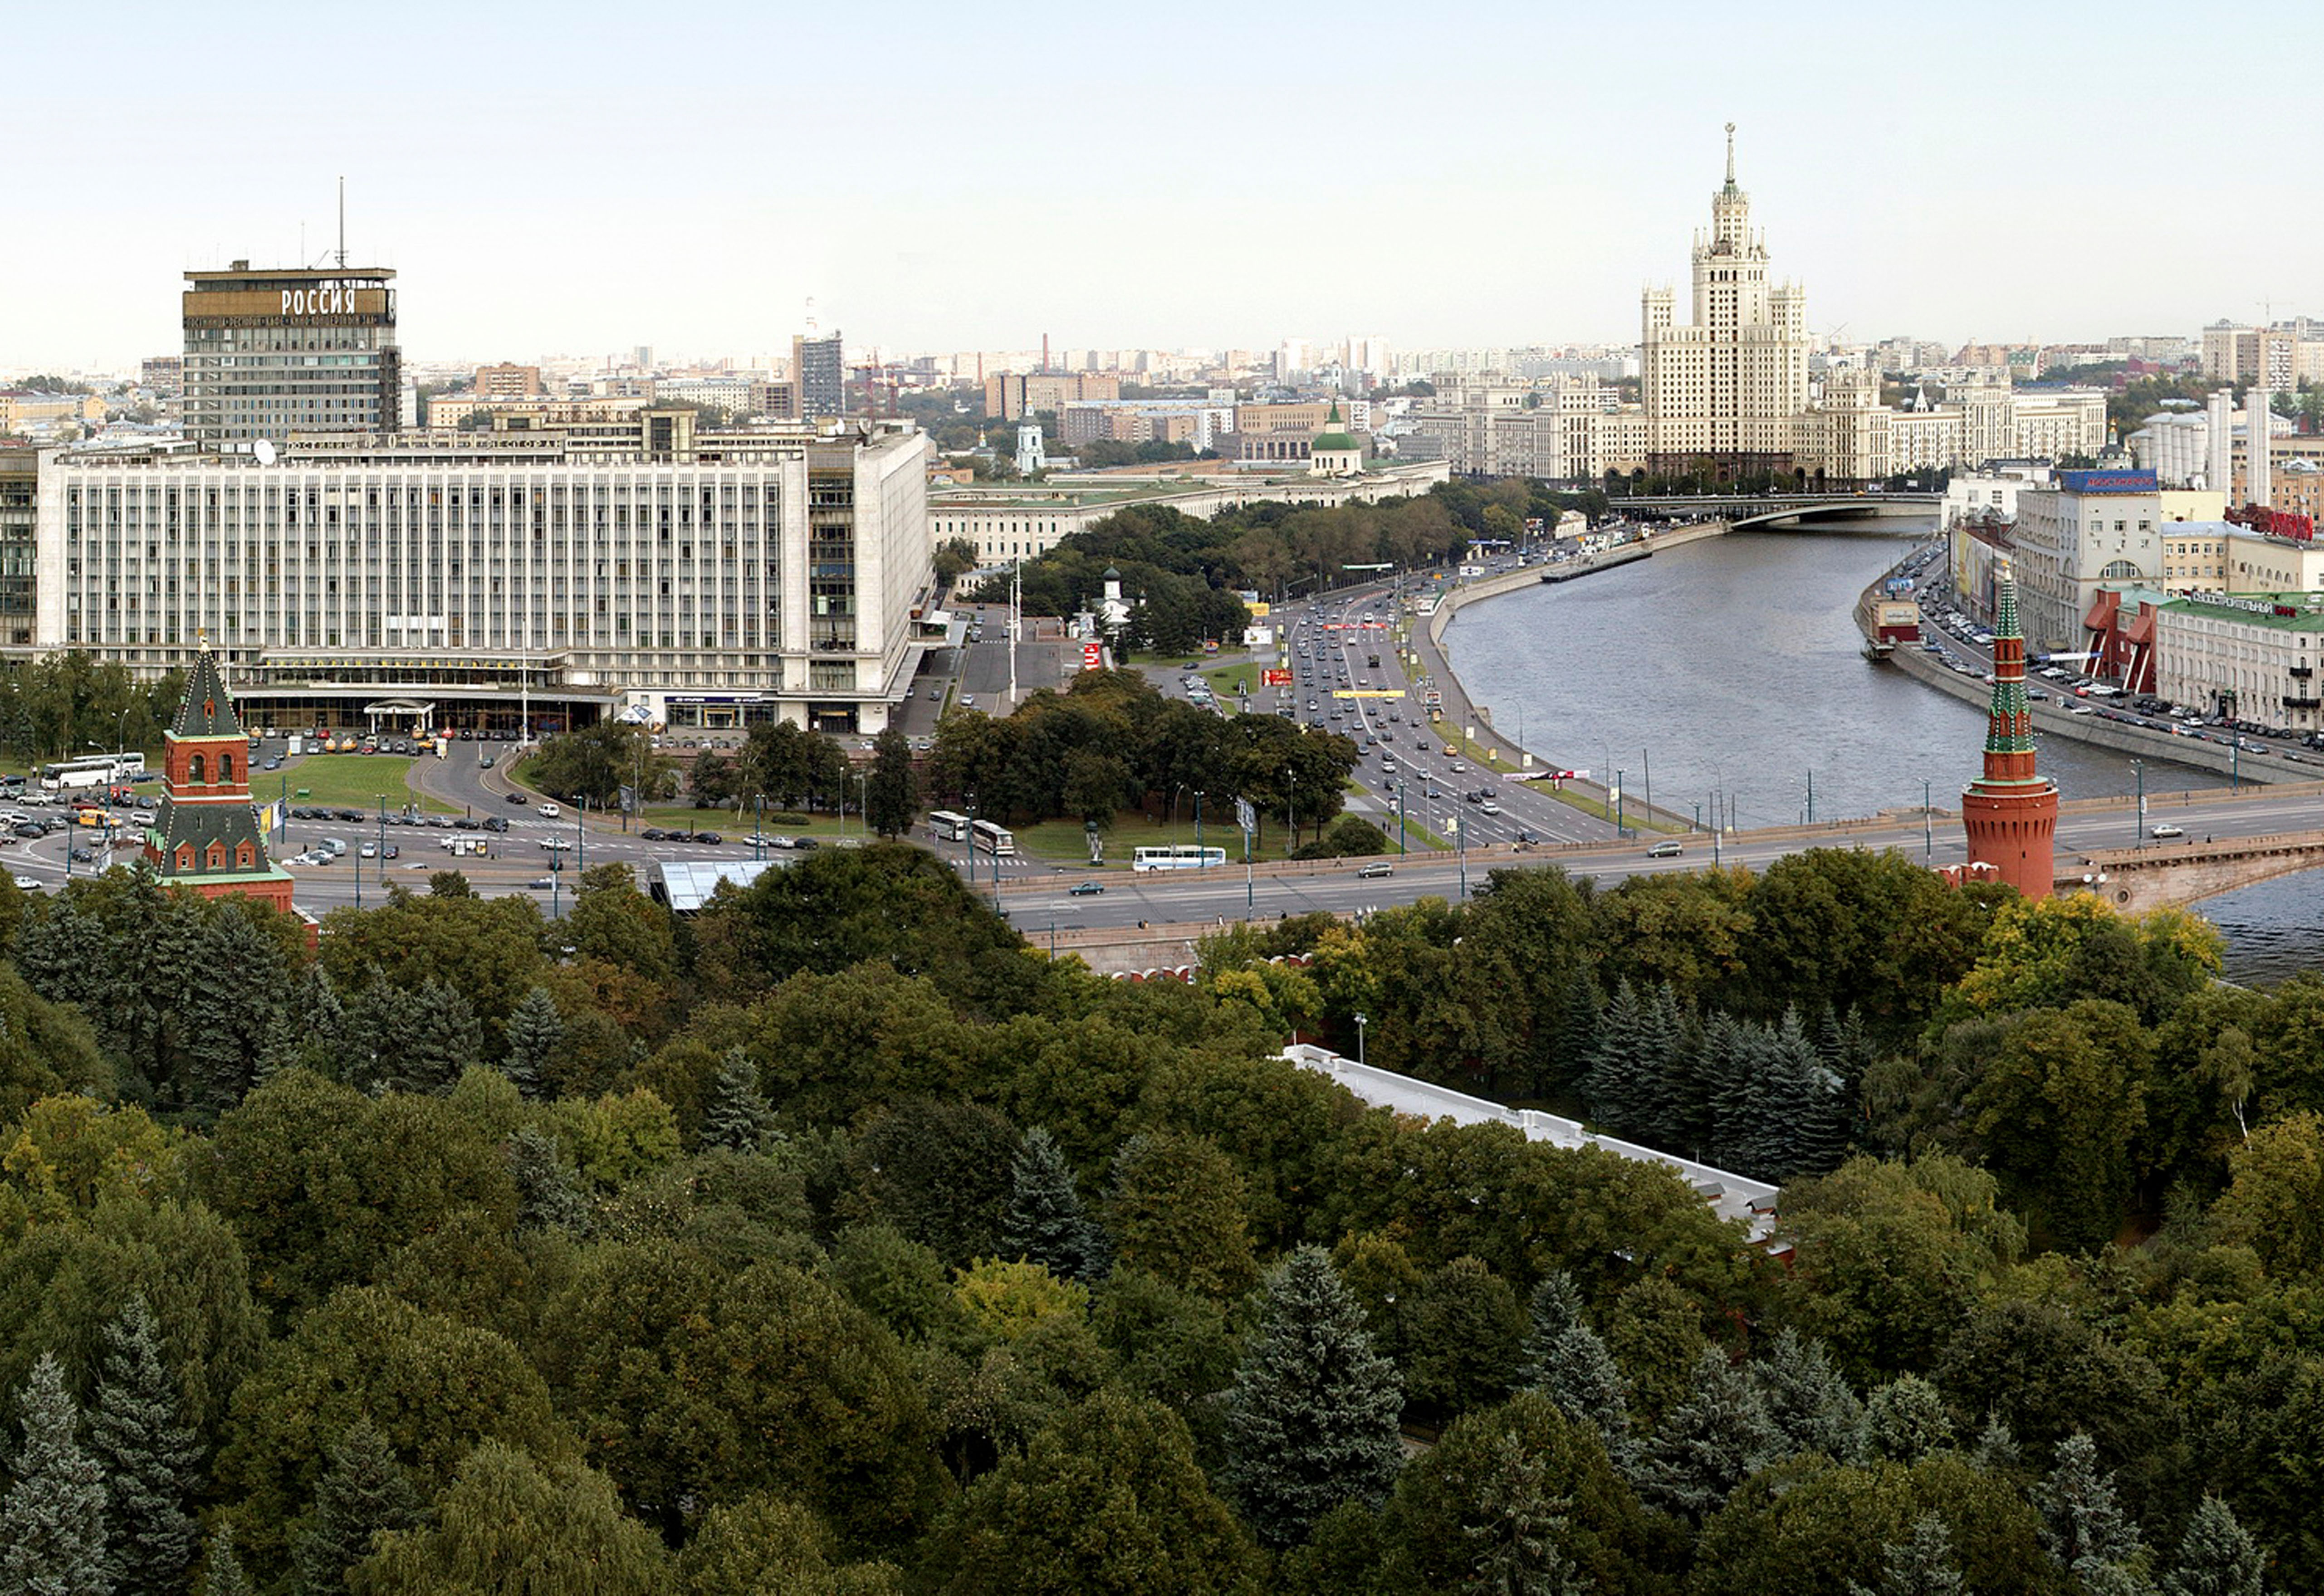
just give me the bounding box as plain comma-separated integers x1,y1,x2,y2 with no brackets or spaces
2284,696,2320,711
2291,665,2313,678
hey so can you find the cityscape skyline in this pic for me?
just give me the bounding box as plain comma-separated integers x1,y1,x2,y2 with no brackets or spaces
6,0,2321,371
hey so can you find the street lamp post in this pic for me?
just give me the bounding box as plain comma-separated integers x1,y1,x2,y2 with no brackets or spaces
1615,768,1626,837
1923,777,1933,861
2133,759,2145,849
856,773,869,842
1194,790,1204,858
1353,1011,1367,1068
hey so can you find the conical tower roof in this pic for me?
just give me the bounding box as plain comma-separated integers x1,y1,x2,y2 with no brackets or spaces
1975,563,2042,780
171,639,245,741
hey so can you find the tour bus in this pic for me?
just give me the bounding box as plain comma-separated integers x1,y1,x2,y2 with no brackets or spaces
970,818,1017,857
39,753,145,793
1132,844,1227,873
927,810,971,843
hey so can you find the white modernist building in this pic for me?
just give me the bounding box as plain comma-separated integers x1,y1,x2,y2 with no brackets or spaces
34,420,936,734
2008,469,2163,650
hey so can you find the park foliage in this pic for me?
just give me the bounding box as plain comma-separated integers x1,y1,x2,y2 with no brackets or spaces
0,837,2313,1593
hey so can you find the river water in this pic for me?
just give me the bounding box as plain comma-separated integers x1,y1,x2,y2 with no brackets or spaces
1443,525,2318,986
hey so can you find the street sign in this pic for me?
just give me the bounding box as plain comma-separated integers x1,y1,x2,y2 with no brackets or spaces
1235,797,1256,835
1262,668,1293,686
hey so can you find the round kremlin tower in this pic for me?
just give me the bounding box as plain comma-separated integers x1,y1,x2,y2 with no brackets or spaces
1960,561,2058,899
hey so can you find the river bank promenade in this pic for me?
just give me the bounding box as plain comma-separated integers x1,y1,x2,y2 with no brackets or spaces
1414,525,1727,834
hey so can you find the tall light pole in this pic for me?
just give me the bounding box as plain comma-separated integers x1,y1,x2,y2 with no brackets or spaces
1194,790,1205,858
1353,1011,1367,1068
855,773,869,841
2133,759,2145,849
1923,777,1933,861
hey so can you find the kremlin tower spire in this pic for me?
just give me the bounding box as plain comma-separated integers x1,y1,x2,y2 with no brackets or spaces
1960,561,2058,899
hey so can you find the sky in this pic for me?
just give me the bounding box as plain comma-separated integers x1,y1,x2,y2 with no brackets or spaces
5,0,2318,373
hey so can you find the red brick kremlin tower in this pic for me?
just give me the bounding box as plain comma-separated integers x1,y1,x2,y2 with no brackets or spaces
1961,561,2058,899
143,639,301,921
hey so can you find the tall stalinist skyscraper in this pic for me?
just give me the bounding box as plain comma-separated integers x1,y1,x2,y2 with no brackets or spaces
1639,124,1812,478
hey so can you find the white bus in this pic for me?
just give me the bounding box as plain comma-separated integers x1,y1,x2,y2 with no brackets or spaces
40,753,145,793
1133,844,1227,872
927,809,971,843
970,818,1017,857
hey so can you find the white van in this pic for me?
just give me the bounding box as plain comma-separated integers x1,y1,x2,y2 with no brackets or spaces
318,837,348,857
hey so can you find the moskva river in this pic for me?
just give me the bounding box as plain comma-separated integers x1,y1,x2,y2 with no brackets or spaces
1443,525,2315,985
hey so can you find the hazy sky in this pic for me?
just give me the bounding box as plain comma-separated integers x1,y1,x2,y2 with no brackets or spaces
6,0,2315,372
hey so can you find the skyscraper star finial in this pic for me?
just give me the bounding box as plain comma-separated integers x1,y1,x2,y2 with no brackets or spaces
1724,122,1736,185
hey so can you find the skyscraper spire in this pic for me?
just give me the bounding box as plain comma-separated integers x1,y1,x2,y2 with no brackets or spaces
1724,121,1737,189
1960,559,2058,899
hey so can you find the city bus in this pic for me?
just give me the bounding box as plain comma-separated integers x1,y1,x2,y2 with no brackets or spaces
1133,844,1227,872
40,753,145,793
970,818,1017,857
927,810,971,843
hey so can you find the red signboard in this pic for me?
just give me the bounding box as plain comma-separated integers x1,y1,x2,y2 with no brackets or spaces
1262,668,1293,686
1081,642,1103,671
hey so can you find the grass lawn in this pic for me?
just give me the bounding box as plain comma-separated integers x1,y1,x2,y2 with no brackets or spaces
1201,663,1265,703
1001,808,1311,870
270,755,459,814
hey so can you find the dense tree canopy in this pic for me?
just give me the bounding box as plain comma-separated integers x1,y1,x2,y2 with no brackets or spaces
0,828,2317,1587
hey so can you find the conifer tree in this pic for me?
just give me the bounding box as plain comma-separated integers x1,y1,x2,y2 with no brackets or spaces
88,1295,200,1596
700,1047,777,1152
1708,1018,1776,1175
1002,1126,1105,1282
507,1125,592,1234
1629,985,1686,1146
198,1528,251,1596
1752,1327,1862,1462
295,1416,421,1596
1464,1429,1588,1596
1584,980,1651,1134
0,1352,109,1596
1222,1245,1404,1549
2158,1495,2266,1596
1551,967,1603,1094
1860,1374,1954,1464
1517,1274,1634,1470
499,986,564,1101
1847,1513,1967,1596
398,977,483,1095
1972,1409,2022,1474
2035,1433,2146,1589
1662,1009,1717,1157
1641,1347,1783,1523
1516,1272,1586,1378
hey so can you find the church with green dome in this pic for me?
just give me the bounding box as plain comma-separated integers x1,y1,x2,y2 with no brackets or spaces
1308,401,1365,478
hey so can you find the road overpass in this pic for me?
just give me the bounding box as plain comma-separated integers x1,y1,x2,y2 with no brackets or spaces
1615,493,1940,531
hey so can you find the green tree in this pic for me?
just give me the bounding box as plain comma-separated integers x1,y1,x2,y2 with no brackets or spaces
680,1493,901,1596
843,1098,1018,1266
2158,1495,2266,1596
1104,1132,1257,1301
88,1294,200,1596
0,1352,108,1596
2034,1433,2146,1590
1002,1126,1105,1283
348,1443,670,1596
293,1415,421,1596
569,862,677,987
1860,1375,1953,1465
928,1389,1257,1595
1462,1427,1590,1596
865,728,919,839
1222,1245,1405,1549
1753,1327,1863,1463
528,721,677,809
1962,1000,2153,1250
700,1048,776,1152
1640,1347,1783,1523
1847,1513,1967,1596
1403,1256,1527,1423
198,1527,252,1596
499,986,563,1101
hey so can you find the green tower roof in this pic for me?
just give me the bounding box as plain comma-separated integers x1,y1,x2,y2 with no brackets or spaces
170,640,245,741
1312,401,1360,454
